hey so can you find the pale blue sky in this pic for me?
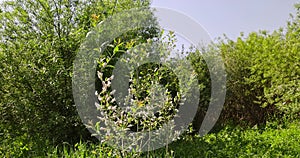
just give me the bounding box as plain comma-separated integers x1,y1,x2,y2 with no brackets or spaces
1,0,298,41
151,0,299,40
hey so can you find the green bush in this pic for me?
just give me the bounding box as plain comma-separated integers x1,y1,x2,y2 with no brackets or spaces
216,5,300,125
1,0,299,156
0,0,152,145
185,4,300,128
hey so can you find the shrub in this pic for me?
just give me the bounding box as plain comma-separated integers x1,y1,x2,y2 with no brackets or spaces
0,0,152,145
217,5,300,125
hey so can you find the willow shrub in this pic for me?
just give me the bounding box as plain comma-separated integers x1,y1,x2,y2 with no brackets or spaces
0,0,152,146
217,6,300,125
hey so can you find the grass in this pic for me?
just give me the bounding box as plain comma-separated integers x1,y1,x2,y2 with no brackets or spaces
1,120,299,157
159,120,300,157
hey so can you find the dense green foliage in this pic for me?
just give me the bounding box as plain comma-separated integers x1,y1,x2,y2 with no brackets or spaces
0,0,299,157
188,7,300,127
1,120,299,157
217,6,300,125
161,120,300,157
0,0,152,146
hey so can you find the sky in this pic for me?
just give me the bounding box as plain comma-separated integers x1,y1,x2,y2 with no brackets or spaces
1,0,298,42
151,0,299,40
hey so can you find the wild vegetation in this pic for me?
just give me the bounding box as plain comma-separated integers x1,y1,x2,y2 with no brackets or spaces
0,0,299,157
